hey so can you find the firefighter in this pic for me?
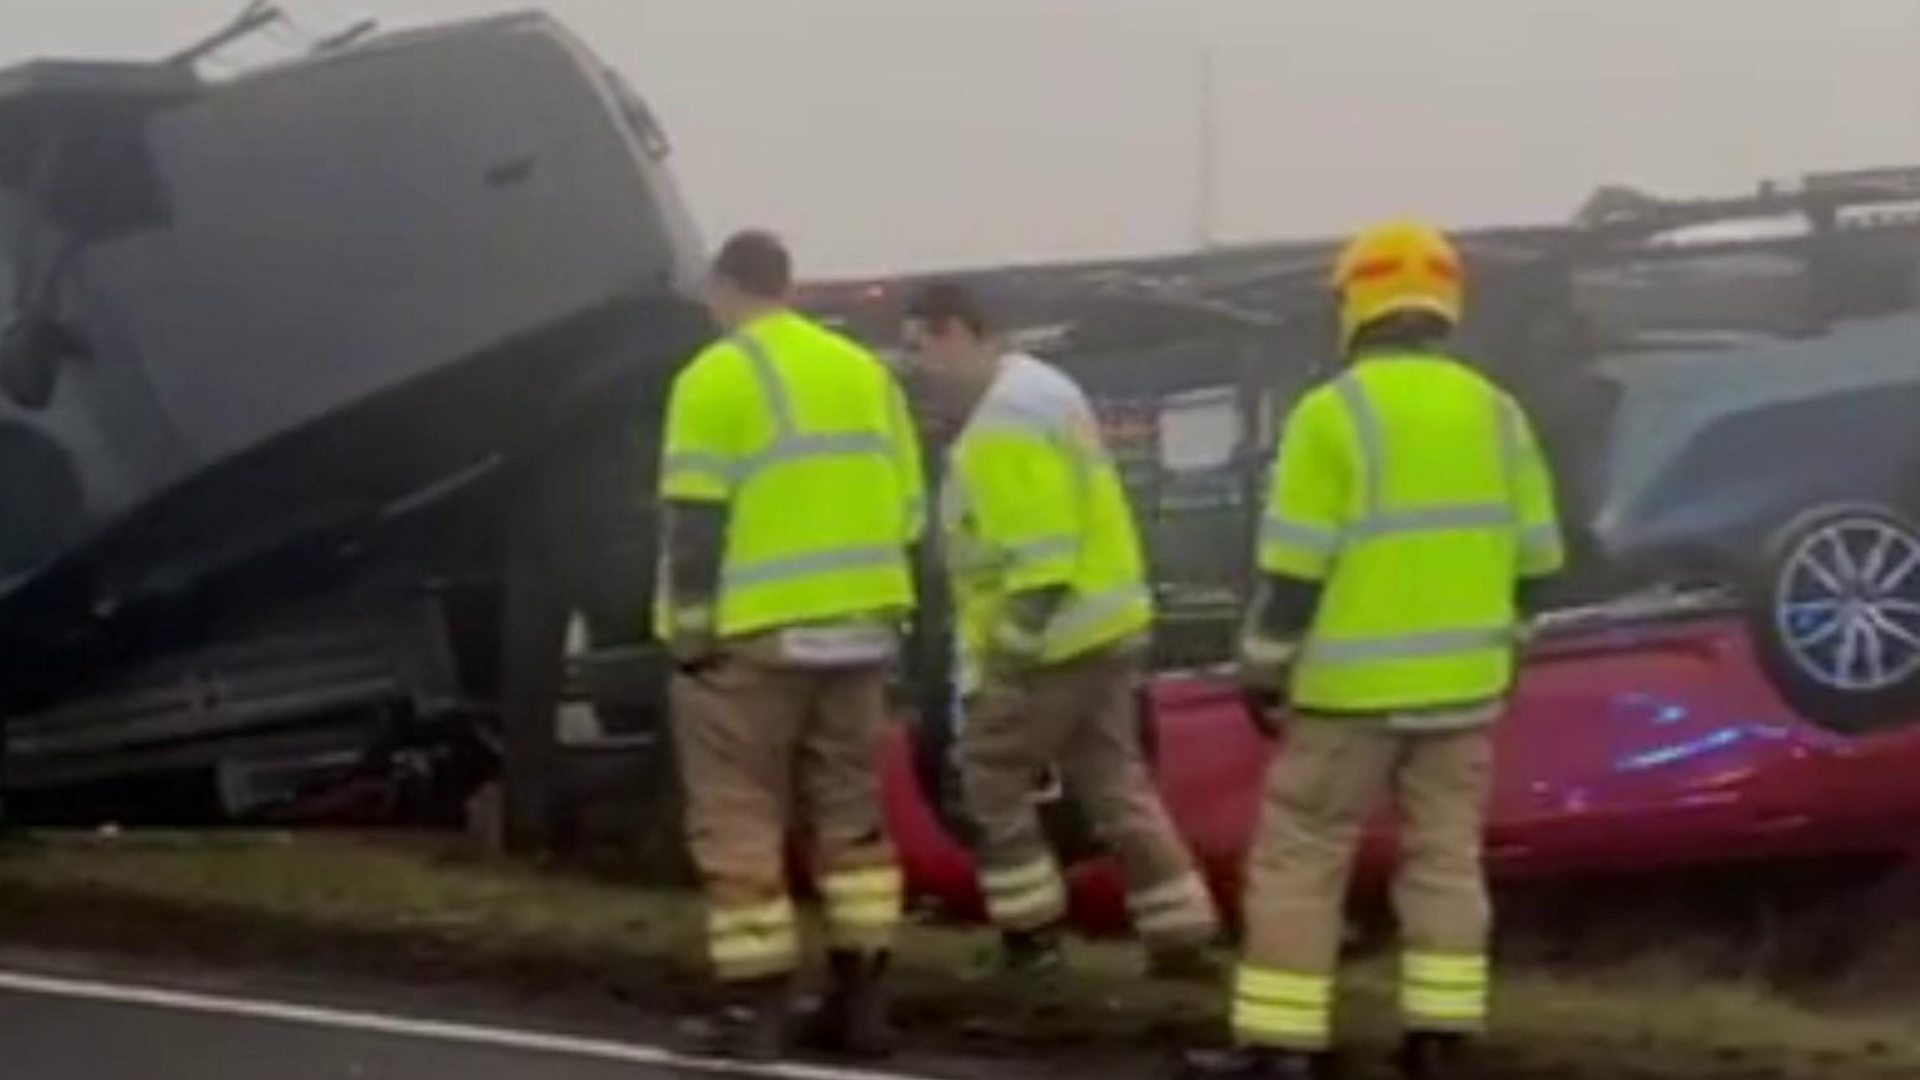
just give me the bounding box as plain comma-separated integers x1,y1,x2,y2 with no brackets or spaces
1185,221,1564,1080
903,282,1220,979
658,230,923,1060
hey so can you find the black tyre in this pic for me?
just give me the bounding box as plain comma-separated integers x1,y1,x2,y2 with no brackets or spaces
1749,503,1920,734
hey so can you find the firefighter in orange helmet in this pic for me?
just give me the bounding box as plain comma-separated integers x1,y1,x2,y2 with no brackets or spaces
1184,220,1564,1080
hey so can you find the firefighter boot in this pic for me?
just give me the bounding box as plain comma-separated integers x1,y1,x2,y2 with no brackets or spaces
677,977,789,1061
1001,923,1065,976
1395,1033,1477,1080
802,950,896,1059
1179,1047,1343,1080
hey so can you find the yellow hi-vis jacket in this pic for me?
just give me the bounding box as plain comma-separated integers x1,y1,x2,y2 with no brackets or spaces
1259,352,1563,713
654,310,923,639
942,354,1153,694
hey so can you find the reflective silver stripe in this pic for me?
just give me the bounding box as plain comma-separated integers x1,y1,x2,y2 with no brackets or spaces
671,436,894,489
1521,522,1560,548
1005,535,1078,569
662,451,737,484
754,434,903,487
989,880,1067,925
1046,583,1151,646
1267,504,1514,552
690,334,900,493
1137,904,1216,937
1348,503,1514,540
732,332,797,436
1301,626,1515,665
1129,872,1211,928
983,855,1069,927
777,623,899,666
723,544,903,590
1327,375,1527,546
1331,374,1384,516
1233,967,1336,1048
1402,951,1491,1028
756,431,893,468
1261,515,1341,554
710,897,797,935
1495,398,1521,487
1385,702,1501,733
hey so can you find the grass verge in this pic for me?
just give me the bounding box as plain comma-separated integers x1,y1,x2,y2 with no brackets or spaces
0,831,1915,1079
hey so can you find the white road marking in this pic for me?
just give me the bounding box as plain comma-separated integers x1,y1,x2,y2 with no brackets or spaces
0,968,938,1080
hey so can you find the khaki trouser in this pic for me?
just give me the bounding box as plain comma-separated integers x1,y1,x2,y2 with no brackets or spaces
1234,720,1495,1051
960,644,1217,949
672,654,901,984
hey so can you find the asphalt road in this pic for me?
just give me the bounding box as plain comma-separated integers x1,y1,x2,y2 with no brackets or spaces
1,987,654,1079
0,965,938,1080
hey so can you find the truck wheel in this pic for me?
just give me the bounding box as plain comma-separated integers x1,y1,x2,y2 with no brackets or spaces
1750,503,1920,733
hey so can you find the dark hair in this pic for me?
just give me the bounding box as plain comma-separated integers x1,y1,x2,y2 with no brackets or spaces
712,229,792,299
905,281,989,338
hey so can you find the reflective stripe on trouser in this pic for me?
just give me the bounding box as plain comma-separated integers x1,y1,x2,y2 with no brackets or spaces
672,655,897,982
709,897,800,981
1232,965,1335,1050
1128,870,1217,947
1403,951,1490,1032
1238,720,1494,1047
822,865,904,953
961,644,1218,942
980,855,1069,930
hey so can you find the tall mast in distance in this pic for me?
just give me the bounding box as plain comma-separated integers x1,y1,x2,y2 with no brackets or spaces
1194,45,1218,251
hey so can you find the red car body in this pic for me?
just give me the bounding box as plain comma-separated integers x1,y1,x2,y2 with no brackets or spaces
881,616,1920,934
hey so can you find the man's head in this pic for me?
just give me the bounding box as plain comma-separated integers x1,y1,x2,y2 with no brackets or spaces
902,282,998,403
707,229,792,330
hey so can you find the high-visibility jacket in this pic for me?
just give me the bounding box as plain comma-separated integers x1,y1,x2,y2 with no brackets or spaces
1259,352,1563,713
655,310,923,639
942,354,1153,694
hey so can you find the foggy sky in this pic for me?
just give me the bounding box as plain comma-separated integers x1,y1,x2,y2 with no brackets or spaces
5,0,1918,276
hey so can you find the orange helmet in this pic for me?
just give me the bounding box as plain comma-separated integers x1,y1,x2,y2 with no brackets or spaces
1330,219,1464,352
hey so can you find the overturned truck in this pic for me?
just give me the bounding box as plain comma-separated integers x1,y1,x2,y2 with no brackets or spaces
0,15,709,825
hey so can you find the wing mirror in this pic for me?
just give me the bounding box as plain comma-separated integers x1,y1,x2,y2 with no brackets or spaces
0,314,90,411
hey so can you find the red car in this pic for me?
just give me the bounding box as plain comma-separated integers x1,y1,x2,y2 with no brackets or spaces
882,604,1920,934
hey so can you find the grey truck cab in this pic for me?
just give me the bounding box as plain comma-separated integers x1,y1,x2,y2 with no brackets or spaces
0,15,709,821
